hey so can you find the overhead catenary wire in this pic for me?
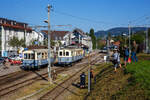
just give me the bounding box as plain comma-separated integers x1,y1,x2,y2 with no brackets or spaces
130,13,150,26
52,10,128,28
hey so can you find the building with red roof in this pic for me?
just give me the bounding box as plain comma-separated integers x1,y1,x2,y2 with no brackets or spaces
0,18,44,57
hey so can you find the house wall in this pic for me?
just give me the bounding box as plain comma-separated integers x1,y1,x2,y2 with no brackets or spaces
26,31,44,45
1,26,27,56
0,27,44,57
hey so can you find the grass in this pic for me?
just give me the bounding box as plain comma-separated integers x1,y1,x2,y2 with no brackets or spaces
113,54,150,100
68,53,150,100
126,60,150,93
66,63,109,100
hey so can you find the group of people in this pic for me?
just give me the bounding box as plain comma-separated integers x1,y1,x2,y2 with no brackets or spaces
112,45,138,72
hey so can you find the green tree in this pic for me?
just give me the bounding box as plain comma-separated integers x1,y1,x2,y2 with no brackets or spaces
107,32,111,40
97,37,105,49
19,38,26,47
31,39,38,45
58,40,62,46
43,38,48,46
8,36,20,49
51,40,55,46
43,38,55,47
89,28,96,49
8,36,26,49
131,33,144,44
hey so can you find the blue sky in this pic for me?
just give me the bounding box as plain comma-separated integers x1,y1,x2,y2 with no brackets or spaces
0,0,150,32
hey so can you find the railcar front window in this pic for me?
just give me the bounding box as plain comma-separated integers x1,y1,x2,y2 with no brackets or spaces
31,54,35,59
37,53,41,59
59,52,62,56
24,53,35,59
24,54,27,59
66,52,69,56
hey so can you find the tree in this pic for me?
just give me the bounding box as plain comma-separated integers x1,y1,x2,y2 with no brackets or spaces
31,39,38,45
107,32,111,40
97,37,105,49
89,28,96,49
131,33,144,44
8,36,20,49
19,38,26,47
51,40,55,46
43,38,48,46
58,40,62,46
8,36,26,49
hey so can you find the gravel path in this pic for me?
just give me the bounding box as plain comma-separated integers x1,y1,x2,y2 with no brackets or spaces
0,64,21,76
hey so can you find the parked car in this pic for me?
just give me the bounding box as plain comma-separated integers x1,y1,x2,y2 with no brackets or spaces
9,55,22,61
99,47,107,53
10,59,22,65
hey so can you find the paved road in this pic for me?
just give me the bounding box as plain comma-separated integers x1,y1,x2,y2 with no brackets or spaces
0,63,21,76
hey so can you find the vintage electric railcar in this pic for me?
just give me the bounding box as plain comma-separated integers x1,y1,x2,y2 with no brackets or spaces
22,49,55,69
57,48,84,65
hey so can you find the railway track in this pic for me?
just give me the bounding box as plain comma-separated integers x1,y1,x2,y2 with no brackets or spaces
0,71,31,86
0,67,66,98
0,52,103,99
0,70,23,80
39,53,104,100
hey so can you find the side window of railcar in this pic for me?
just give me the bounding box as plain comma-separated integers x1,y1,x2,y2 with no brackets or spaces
31,53,35,59
28,54,31,59
37,53,41,59
59,51,62,56
45,53,48,59
66,51,69,56
24,54,27,59
42,53,44,59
